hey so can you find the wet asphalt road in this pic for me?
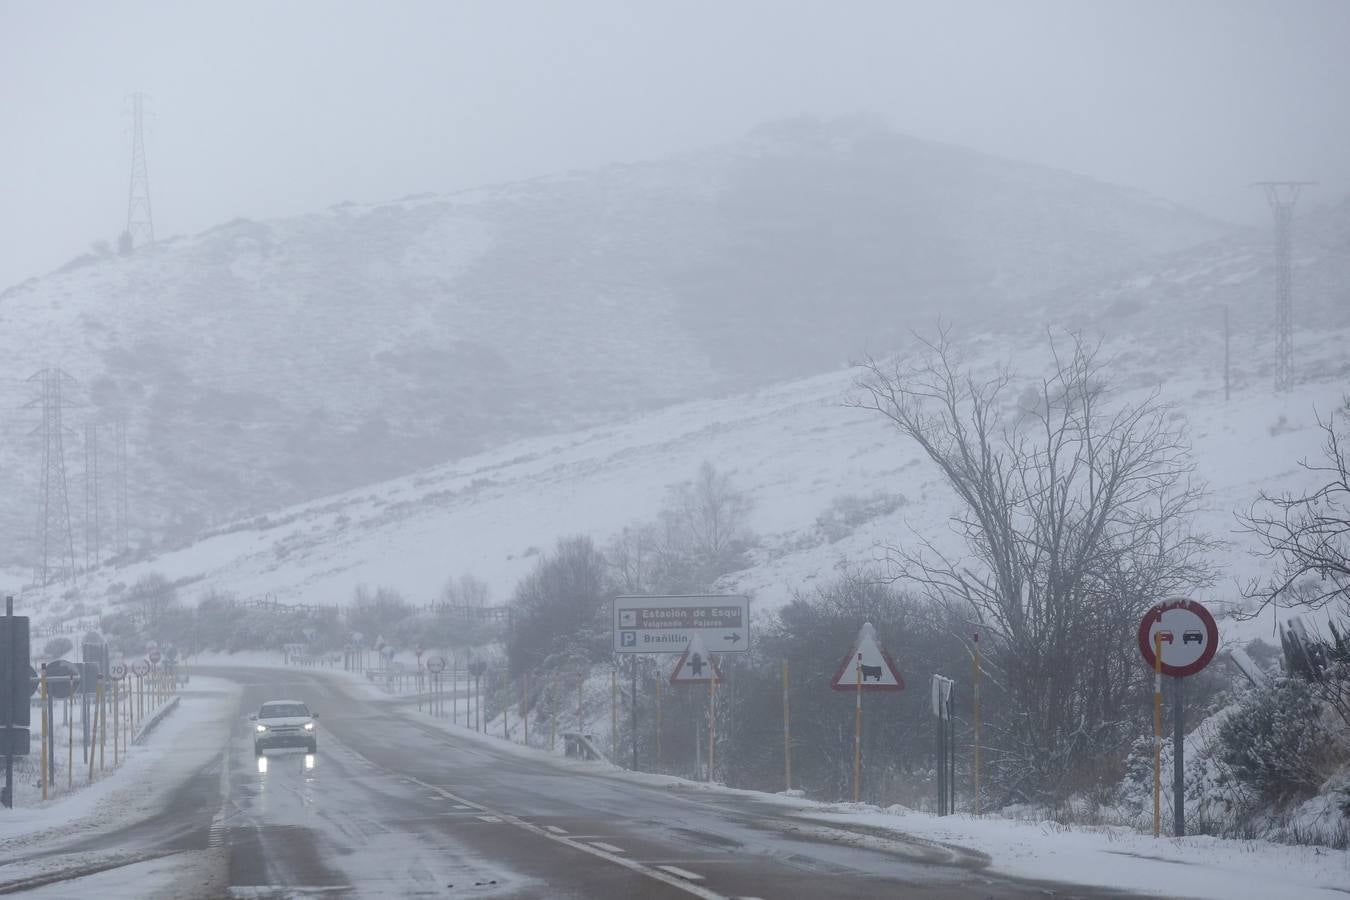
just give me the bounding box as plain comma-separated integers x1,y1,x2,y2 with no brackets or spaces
2,667,1150,899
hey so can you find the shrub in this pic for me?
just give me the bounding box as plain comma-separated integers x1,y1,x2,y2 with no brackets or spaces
1216,678,1335,806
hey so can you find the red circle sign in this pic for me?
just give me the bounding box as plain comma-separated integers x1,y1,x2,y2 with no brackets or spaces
148,649,162,664
1137,598,1219,677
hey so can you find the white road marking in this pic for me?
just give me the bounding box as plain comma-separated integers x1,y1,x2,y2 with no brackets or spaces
588,842,626,853
228,888,353,897
657,866,706,881
545,825,568,834
476,815,502,823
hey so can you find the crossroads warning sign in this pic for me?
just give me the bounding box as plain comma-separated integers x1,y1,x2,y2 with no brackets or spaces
831,622,904,692
669,634,722,684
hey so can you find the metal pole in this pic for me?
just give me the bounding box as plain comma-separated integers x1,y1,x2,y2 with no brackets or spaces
88,682,101,783
1173,675,1185,836
1153,632,1163,838
523,673,529,747
949,694,956,814
782,659,792,793
113,680,119,765
99,679,106,771
630,659,638,771
67,693,73,790
3,596,14,809
852,653,862,803
611,668,618,760
654,674,661,771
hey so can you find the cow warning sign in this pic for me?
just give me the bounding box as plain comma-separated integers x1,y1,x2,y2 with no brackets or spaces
830,622,904,692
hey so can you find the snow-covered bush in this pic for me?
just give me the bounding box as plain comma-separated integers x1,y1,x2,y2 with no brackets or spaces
1215,678,1339,807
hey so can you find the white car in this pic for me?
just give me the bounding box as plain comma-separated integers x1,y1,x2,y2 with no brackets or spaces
251,699,318,755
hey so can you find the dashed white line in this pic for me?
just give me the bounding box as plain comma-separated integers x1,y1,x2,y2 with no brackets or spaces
545,825,568,834
588,842,625,854
475,815,502,823
657,866,706,882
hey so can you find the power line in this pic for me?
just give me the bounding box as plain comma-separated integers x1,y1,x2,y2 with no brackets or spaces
84,422,100,571
1251,181,1315,392
121,92,154,253
27,369,78,586
113,416,129,557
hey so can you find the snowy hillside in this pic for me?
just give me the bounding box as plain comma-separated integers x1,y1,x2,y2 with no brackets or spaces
23,296,1348,654
0,116,1230,567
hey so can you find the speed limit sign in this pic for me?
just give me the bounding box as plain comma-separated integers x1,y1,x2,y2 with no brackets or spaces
109,662,128,681
427,656,446,674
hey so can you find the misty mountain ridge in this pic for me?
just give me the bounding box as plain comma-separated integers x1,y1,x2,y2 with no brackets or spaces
0,116,1269,566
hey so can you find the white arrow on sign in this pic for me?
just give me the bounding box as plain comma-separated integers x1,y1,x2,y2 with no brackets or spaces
669,634,722,684
831,622,905,692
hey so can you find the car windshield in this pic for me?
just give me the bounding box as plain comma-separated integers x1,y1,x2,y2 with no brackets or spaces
260,703,309,719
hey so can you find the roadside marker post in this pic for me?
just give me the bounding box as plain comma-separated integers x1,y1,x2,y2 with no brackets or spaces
1153,632,1162,837
973,633,981,816
39,665,47,800
853,654,862,802
782,659,791,793
654,673,662,771
708,675,716,783
611,668,618,760
522,672,529,746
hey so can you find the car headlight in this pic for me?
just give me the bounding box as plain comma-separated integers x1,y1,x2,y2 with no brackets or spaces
255,724,267,733
303,722,315,731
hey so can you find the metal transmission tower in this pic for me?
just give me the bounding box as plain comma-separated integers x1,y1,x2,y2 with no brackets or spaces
122,92,154,252
84,422,101,571
27,370,79,586
113,417,129,556
1252,181,1314,392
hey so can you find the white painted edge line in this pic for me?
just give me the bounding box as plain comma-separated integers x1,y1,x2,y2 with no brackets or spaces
588,842,625,854
545,825,568,834
476,815,502,823
396,774,728,899
657,866,706,881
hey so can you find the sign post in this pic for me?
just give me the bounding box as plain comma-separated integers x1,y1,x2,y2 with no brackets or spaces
831,623,905,805
1137,598,1219,838
669,635,722,782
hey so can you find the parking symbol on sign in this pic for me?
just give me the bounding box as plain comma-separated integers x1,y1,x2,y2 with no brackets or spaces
620,631,637,648
619,610,637,627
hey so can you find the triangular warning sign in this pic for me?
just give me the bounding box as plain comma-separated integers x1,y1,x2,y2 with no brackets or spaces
831,622,905,692
670,634,722,684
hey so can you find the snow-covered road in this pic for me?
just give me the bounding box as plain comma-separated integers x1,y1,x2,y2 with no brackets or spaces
11,662,1344,898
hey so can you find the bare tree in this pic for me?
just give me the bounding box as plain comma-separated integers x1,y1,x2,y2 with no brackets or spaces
852,330,1215,800
656,461,753,591
1240,400,1350,616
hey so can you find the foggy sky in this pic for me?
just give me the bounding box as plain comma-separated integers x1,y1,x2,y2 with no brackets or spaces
2,0,1348,291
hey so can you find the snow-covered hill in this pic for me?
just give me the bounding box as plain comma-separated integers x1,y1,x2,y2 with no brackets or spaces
0,116,1230,566
25,290,1347,654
